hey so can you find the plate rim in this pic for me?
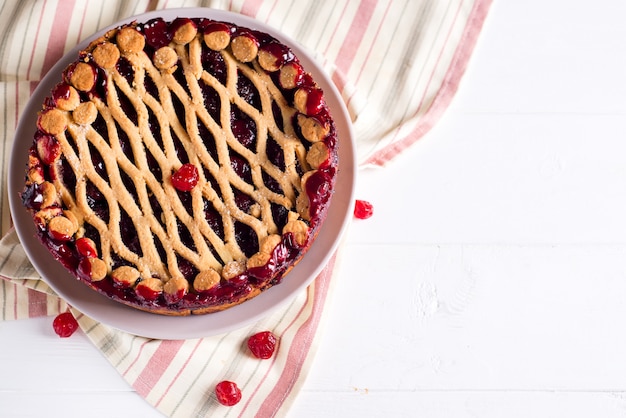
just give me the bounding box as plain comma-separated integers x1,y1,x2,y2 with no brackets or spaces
8,7,356,340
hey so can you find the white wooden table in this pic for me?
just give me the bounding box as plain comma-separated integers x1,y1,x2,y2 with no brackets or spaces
3,1,626,416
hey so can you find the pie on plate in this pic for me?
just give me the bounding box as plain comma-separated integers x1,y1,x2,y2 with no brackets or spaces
20,16,340,316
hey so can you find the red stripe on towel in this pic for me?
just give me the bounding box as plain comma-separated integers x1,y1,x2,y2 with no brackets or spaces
40,0,76,77
254,254,337,416
366,0,492,165
333,0,378,75
154,338,204,408
133,339,186,398
27,288,49,317
241,0,263,17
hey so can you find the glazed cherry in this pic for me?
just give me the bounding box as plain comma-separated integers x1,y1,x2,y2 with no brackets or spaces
258,43,294,72
354,199,373,219
51,83,75,107
75,237,97,258
304,88,325,115
52,311,79,338
215,381,242,406
142,18,172,49
202,21,231,36
171,163,199,191
170,17,196,34
247,331,277,359
35,131,61,165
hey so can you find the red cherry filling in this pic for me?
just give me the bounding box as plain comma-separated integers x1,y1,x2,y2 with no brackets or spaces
301,87,326,116
52,311,79,338
51,83,75,108
21,182,44,210
75,237,98,257
354,199,374,219
170,17,196,35
215,381,242,406
231,118,256,148
135,281,161,301
230,155,252,183
258,42,294,71
305,168,334,221
171,163,199,191
141,18,172,49
48,227,72,242
201,21,231,35
247,331,277,359
35,131,61,165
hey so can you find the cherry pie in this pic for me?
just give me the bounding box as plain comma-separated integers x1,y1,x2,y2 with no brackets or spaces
21,17,338,315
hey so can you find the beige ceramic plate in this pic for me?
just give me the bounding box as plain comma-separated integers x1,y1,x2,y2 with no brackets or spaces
9,8,356,339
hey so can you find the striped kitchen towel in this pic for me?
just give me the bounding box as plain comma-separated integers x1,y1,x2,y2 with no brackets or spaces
0,0,492,417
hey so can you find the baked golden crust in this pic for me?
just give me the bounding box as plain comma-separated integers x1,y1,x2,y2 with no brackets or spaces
21,17,338,315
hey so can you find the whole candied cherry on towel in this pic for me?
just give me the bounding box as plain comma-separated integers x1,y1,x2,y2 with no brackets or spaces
52,311,79,338
354,199,374,220
247,331,277,359
215,381,242,406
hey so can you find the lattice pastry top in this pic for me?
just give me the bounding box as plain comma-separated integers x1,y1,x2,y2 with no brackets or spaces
21,17,338,315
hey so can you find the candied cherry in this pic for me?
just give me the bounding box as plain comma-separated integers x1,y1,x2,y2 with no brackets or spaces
354,199,374,220
215,380,242,406
258,42,294,72
171,163,199,191
247,331,277,359
35,131,61,165
52,311,79,338
201,21,231,36
304,88,325,115
75,237,98,258
142,18,172,49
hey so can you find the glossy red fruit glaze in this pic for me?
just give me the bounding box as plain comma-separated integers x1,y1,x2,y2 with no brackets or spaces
52,311,79,338
75,237,97,258
170,17,196,33
300,73,316,90
259,42,294,70
171,163,199,191
279,62,304,89
201,21,231,35
142,18,172,49
62,61,97,91
304,88,325,115
35,131,61,165
76,257,94,281
234,29,259,46
164,287,186,304
51,83,73,104
135,282,161,301
230,155,252,183
247,331,277,359
48,227,72,242
305,168,333,222
215,381,242,406
354,199,373,219
231,119,255,148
